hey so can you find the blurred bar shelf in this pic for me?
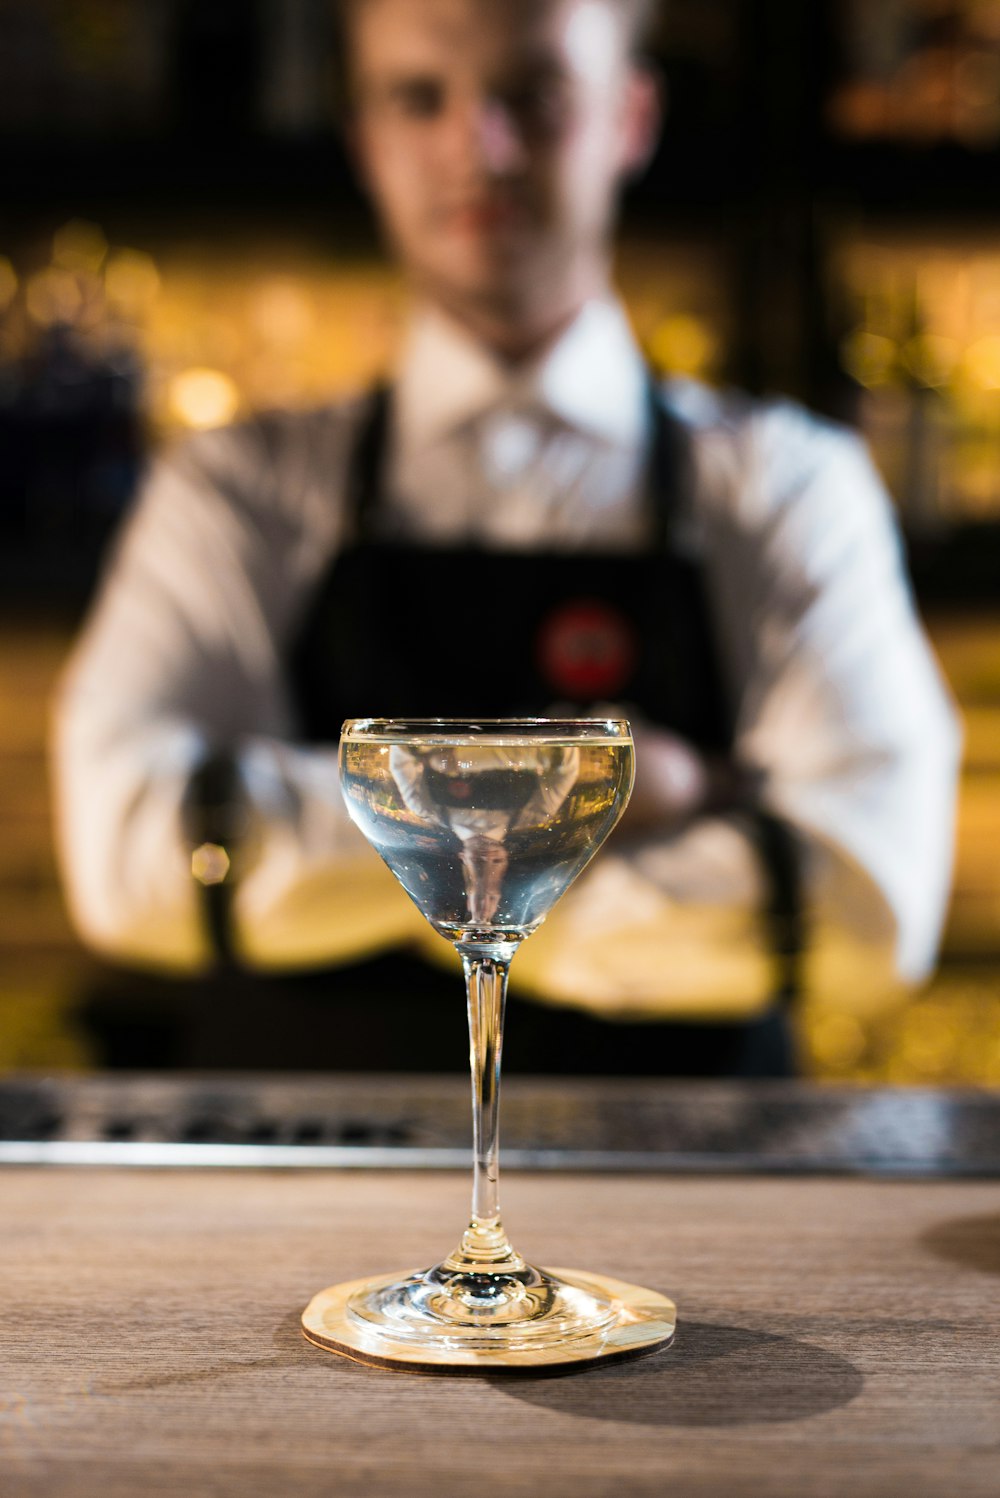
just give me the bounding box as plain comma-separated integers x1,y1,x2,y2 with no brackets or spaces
2,1073,999,1176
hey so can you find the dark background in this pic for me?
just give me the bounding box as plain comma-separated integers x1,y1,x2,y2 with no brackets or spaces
1,0,998,1081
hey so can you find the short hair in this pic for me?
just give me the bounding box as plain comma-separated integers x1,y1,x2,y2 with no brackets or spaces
332,0,661,67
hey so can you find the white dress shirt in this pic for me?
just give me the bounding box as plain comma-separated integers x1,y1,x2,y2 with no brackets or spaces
51,297,962,1019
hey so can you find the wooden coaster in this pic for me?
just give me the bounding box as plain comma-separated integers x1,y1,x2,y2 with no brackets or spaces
301,1267,676,1375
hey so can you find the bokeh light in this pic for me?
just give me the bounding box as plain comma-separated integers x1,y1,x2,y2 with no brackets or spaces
962,333,1000,390
0,257,18,312
104,249,161,319
168,367,240,429
25,267,84,327
52,219,108,276
647,313,719,380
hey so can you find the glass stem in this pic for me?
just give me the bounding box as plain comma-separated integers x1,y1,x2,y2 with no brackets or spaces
444,947,524,1275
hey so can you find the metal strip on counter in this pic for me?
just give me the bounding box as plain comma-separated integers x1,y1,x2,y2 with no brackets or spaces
2,1075,999,1176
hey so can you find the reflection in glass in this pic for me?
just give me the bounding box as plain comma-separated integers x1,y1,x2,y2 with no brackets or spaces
302,719,677,1373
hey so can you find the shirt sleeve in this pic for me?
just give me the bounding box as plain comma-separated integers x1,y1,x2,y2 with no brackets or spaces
51,407,427,973
53,393,962,1014
512,403,962,1019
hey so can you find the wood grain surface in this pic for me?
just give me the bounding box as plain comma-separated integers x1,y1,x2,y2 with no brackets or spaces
1,1168,998,1497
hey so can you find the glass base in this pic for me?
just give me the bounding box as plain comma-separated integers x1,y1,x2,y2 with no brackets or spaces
301,1264,676,1373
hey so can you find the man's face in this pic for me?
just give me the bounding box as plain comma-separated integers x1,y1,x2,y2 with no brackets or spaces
346,0,655,324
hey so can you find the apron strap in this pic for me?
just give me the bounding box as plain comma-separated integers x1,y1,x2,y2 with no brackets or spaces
646,373,692,552
182,750,246,967
749,809,804,1009
349,381,392,544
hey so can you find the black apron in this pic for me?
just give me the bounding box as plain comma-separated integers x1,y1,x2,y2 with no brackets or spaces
290,382,732,744
280,382,802,1077
82,383,801,1077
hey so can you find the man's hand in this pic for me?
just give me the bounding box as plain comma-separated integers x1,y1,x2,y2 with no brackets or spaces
614,720,751,837
621,723,711,833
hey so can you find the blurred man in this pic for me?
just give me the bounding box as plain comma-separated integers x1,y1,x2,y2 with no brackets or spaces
53,0,960,1073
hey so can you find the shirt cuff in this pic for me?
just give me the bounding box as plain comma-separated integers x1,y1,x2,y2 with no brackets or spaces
630,815,766,907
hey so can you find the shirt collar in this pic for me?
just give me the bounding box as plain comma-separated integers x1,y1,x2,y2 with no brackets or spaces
394,296,648,450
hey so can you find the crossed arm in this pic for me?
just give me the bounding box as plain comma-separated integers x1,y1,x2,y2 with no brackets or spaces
51,403,961,1017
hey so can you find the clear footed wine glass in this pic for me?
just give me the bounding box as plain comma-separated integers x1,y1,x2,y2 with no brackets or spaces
301,718,676,1373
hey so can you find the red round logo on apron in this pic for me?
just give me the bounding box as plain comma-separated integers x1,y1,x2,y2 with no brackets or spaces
536,599,638,699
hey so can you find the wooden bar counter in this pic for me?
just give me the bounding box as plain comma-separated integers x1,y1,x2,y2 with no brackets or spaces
1,1079,999,1496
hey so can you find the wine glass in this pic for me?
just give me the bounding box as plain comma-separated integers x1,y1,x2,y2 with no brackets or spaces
301,718,676,1373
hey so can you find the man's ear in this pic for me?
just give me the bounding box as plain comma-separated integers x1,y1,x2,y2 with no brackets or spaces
618,62,665,178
